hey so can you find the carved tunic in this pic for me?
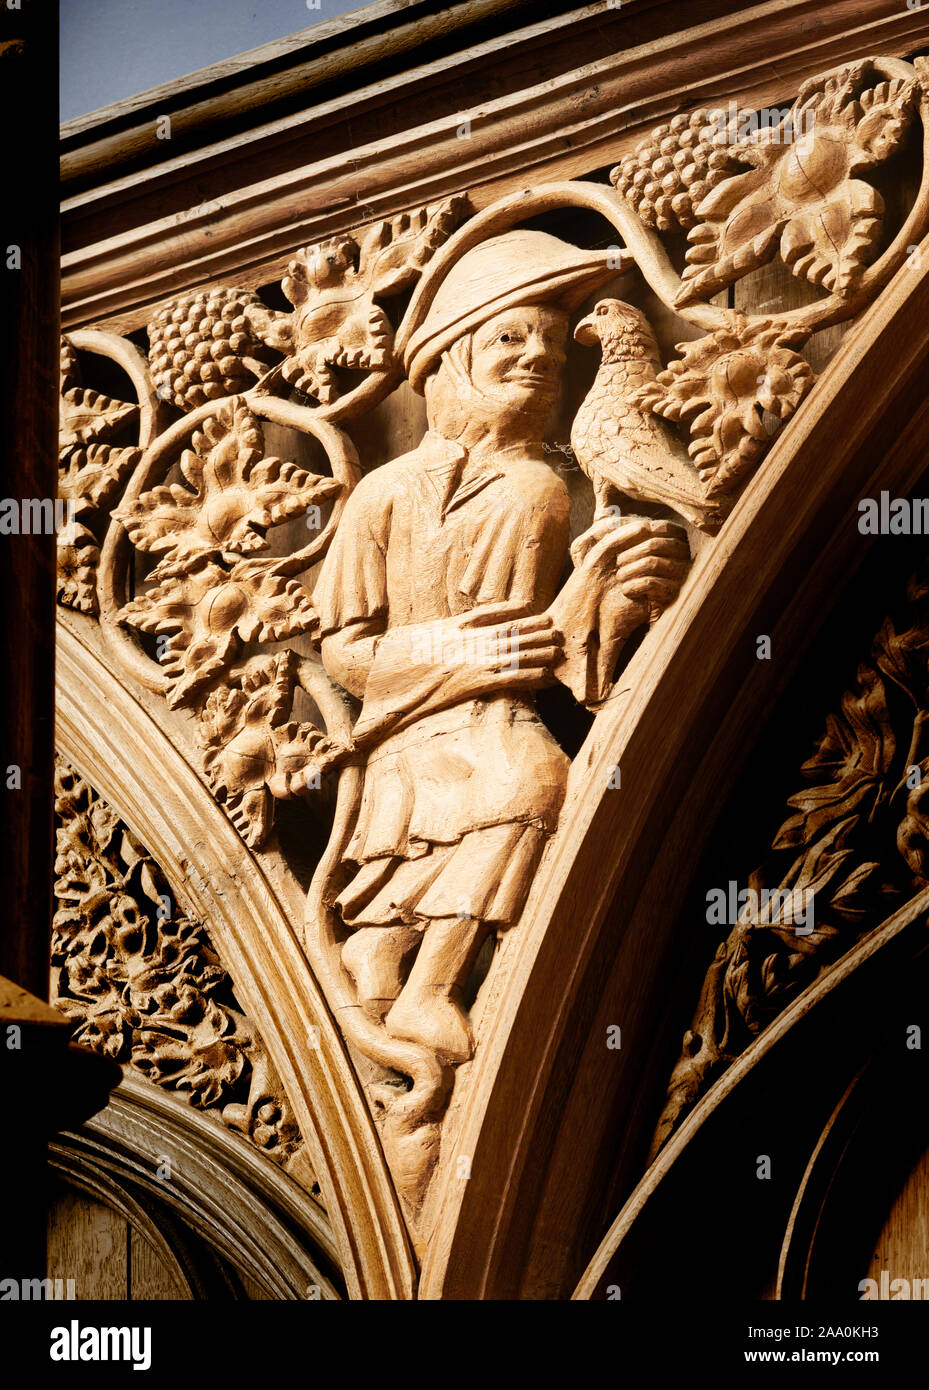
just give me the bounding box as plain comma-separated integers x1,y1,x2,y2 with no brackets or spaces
314,430,572,927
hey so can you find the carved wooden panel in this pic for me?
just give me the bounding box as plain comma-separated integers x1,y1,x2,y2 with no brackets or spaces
52,756,305,1172
654,556,929,1155
51,21,929,1301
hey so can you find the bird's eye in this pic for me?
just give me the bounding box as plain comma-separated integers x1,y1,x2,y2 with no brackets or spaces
499,332,512,343
597,305,608,316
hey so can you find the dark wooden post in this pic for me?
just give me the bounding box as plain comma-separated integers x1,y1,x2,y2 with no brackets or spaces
0,0,60,1279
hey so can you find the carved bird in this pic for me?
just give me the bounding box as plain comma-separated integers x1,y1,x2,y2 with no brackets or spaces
571,299,721,532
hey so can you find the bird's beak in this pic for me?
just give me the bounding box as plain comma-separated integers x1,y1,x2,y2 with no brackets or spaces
573,313,597,346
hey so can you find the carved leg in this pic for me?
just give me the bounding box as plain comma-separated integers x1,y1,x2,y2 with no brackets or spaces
341,925,422,1020
384,915,489,1064
592,475,619,522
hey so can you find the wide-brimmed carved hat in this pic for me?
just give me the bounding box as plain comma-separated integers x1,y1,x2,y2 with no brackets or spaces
399,229,629,393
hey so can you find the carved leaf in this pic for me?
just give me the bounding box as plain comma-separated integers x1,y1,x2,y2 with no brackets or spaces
199,653,343,848
114,399,341,566
632,318,814,495
59,335,139,452
60,387,138,450
358,196,471,295
675,64,917,306
119,553,317,709
778,180,883,295
773,660,896,849
57,336,146,614
266,196,468,401
59,441,143,513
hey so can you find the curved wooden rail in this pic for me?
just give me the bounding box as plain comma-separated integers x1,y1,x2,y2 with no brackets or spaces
53,1071,342,1299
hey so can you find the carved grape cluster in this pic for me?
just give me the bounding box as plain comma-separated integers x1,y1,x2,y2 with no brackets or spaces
148,287,276,411
610,108,740,231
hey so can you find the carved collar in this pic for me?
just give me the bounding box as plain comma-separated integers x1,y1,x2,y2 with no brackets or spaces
420,431,504,519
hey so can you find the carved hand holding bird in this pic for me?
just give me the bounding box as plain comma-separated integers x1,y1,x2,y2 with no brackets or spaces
571,298,722,533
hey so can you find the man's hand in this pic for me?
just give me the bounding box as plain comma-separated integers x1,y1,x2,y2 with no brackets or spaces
416,601,564,695
548,515,692,704
566,515,690,625
350,602,565,746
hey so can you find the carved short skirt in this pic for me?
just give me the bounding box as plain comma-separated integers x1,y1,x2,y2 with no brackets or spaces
334,694,569,928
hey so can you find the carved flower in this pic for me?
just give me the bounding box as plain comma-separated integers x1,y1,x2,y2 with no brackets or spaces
633,317,815,496
114,399,341,568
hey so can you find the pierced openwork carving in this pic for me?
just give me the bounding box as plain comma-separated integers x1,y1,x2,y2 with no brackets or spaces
606,57,927,517
146,200,467,417
52,756,303,1168
57,337,144,613
112,398,347,847
653,555,929,1156
55,54,929,1221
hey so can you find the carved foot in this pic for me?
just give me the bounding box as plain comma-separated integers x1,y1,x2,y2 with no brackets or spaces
381,914,485,1063
384,987,474,1065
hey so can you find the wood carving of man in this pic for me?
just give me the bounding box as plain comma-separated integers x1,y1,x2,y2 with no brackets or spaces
313,230,689,1067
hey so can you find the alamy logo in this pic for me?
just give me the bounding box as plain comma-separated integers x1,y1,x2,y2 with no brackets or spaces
0,497,76,536
0,1277,75,1300
859,1272,929,1300
706,881,815,935
858,492,929,534
49,1320,151,1371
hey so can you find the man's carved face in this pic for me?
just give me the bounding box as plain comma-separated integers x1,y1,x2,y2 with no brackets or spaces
469,304,569,417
